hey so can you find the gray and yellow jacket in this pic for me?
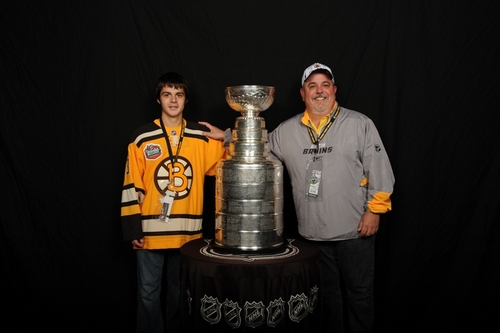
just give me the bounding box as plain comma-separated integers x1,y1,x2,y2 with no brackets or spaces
267,104,395,241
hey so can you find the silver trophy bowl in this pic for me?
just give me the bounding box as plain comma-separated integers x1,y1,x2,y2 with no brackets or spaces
225,85,275,114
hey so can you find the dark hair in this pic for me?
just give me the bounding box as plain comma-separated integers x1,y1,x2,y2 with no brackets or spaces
155,72,190,100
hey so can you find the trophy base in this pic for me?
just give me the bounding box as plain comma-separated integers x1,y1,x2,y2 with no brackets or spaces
209,239,287,255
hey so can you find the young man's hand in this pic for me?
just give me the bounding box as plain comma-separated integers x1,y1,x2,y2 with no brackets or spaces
132,238,145,248
199,121,226,140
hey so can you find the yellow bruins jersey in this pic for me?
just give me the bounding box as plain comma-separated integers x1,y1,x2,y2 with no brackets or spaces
121,118,227,249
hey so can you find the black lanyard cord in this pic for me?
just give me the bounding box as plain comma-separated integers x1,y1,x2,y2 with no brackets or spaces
306,105,341,146
159,117,185,165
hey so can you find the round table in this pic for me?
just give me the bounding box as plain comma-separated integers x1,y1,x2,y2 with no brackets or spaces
179,237,321,332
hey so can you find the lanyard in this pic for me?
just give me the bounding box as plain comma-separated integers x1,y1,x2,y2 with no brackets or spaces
159,117,185,166
307,105,340,146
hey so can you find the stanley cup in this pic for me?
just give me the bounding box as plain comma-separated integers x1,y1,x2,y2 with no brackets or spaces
213,85,284,252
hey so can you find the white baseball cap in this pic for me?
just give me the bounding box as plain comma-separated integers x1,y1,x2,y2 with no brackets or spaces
301,62,334,86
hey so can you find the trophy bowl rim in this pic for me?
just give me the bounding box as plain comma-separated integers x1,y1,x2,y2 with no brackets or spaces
225,85,275,91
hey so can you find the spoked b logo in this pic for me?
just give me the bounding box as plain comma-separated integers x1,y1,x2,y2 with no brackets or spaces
155,156,193,199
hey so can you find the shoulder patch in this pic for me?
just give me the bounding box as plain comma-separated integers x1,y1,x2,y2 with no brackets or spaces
144,144,162,160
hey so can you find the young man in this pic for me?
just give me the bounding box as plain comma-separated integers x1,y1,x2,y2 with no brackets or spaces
121,72,227,333
204,62,395,332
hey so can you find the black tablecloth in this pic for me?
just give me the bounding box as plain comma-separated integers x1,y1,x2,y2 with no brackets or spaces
179,238,321,332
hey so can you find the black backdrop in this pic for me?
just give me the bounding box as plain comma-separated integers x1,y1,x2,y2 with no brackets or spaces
1,1,499,332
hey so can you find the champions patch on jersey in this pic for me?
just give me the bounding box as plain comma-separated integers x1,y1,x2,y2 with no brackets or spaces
144,144,162,160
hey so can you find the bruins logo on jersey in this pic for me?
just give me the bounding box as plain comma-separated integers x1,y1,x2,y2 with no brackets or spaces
154,156,193,199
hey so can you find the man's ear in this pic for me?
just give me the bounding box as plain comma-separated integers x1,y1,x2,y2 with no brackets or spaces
300,88,305,101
